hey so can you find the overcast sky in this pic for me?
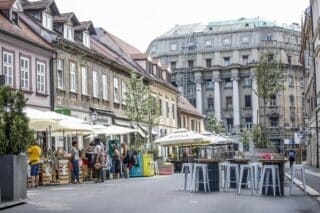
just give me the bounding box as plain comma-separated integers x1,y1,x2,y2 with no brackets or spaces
54,0,309,52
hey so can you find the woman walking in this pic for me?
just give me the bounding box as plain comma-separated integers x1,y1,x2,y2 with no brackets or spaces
71,141,80,184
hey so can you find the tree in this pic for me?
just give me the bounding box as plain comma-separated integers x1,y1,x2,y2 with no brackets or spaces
0,86,35,155
240,128,252,151
207,115,225,134
254,51,282,147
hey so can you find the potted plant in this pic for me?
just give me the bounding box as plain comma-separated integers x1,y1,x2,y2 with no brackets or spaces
0,86,35,202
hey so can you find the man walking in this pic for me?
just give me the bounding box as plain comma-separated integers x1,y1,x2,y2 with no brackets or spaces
27,143,42,188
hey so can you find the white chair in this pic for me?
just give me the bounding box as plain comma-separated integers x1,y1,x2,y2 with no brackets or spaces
225,163,239,191
238,164,255,195
250,162,263,191
259,165,281,197
290,164,307,195
192,163,210,192
181,163,194,191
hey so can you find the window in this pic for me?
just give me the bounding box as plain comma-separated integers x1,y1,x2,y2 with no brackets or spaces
226,96,232,108
205,40,212,48
81,66,87,95
244,95,252,108
291,116,296,128
206,58,212,68
36,61,45,93
170,61,176,69
3,52,14,86
170,43,177,51
205,79,214,90
227,118,233,132
270,95,277,106
70,62,77,92
57,59,64,89
20,57,30,90
242,55,249,65
159,99,163,116
64,25,74,41
93,71,99,97
287,55,292,64
224,57,230,66
102,74,108,100
122,81,127,104
166,102,169,118
225,78,232,88
42,12,52,30
188,41,195,49
288,76,294,87
290,95,295,107
243,77,252,87
267,54,274,62
241,36,249,44
223,38,231,46
245,117,252,129
191,120,195,131
300,77,304,88
208,97,214,110
188,60,194,68
83,32,90,48
270,117,279,128
172,104,175,119
266,34,273,41
113,77,119,103
183,117,186,128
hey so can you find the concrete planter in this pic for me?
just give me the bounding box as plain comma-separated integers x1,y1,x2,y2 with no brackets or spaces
0,155,27,202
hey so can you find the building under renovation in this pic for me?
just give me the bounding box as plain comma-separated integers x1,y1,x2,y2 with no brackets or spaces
147,17,304,151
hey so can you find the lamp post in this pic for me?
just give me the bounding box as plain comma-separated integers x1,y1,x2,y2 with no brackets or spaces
90,110,97,125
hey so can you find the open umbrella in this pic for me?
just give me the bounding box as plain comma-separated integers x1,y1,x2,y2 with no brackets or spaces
25,107,62,131
92,125,137,136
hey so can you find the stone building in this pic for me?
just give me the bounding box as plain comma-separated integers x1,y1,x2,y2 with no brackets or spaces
147,18,304,151
0,0,54,111
301,2,320,167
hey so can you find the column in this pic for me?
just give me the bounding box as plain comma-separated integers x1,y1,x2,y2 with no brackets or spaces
232,69,240,133
251,70,259,125
213,71,221,121
195,72,203,114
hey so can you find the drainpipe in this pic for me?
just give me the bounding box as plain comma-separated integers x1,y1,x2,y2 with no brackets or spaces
310,1,320,168
50,54,56,111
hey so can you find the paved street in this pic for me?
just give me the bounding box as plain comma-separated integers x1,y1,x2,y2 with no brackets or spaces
2,174,320,213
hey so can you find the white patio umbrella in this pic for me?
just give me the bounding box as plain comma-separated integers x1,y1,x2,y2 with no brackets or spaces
25,107,62,131
92,125,137,136
201,131,237,145
154,128,211,146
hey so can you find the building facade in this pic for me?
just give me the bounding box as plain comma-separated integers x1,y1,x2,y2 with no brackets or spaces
0,0,54,111
147,18,304,151
301,1,320,167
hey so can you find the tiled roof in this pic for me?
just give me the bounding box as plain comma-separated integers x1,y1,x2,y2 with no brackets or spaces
178,95,204,118
106,30,141,55
21,0,52,10
53,12,79,25
152,59,160,64
74,21,96,35
131,53,149,60
0,12,52,50
0,0,15,10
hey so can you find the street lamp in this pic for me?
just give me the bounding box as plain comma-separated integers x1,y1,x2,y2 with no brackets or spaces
90,110,97,125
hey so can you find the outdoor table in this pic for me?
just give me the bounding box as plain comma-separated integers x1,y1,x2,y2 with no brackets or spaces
226,159,250,188
259,159,287,196
194,159,221,192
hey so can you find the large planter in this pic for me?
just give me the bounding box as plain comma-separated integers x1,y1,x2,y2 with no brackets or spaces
0,155,27,202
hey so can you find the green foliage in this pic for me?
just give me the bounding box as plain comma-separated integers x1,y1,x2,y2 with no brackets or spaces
240,128,252,145
0,86,35,155
252,125,274,148
207,115,225,134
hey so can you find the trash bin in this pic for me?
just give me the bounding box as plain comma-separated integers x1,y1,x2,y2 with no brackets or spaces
142,154,154,177
129,154,143,177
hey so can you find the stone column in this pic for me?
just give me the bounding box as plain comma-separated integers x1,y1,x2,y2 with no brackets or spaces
251,70,259,125
213,71,221,121
232,69,240,133
194,72,203,114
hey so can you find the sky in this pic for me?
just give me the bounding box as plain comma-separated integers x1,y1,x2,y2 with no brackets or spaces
53,0,309,52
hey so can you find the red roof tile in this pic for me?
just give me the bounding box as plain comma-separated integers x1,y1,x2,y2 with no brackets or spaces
178,95,204,118
0,0,15,10
21,0,52,10
131,53,149,60
105,30,141,55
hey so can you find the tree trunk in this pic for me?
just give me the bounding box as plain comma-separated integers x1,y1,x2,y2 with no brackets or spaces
263,98,267,148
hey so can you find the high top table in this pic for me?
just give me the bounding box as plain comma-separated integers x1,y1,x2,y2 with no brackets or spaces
194,159,222,192
259,159,287,196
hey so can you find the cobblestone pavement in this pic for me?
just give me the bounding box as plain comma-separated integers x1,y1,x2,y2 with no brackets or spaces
2,174,320,213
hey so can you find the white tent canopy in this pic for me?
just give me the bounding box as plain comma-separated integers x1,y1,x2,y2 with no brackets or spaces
201,131,237,145
154,129,211,146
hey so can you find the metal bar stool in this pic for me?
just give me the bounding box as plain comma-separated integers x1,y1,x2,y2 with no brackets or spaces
225,163,239,191
238,164,255,195
192,163,210,192
259,165,281,197
181,163,194,191
250,162,263,191
219,161,229,190
290,164,307,195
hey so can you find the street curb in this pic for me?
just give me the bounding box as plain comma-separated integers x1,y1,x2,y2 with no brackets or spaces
285,173,320,197
0,200,26,210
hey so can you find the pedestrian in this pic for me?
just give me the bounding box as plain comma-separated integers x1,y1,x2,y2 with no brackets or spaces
94,146,104,183
288,149,296,168
113,145,121,179
71,141,80,184
26,143,42,188
121,143,130,178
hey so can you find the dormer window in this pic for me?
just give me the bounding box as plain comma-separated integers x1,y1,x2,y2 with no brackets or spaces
64,25,74,41
83,32,90,48
42,12,52,30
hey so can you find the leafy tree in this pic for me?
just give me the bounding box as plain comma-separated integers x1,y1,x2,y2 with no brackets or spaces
0,86,35,155
207,115,225,134
240,128,252,151
254,52,282,147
